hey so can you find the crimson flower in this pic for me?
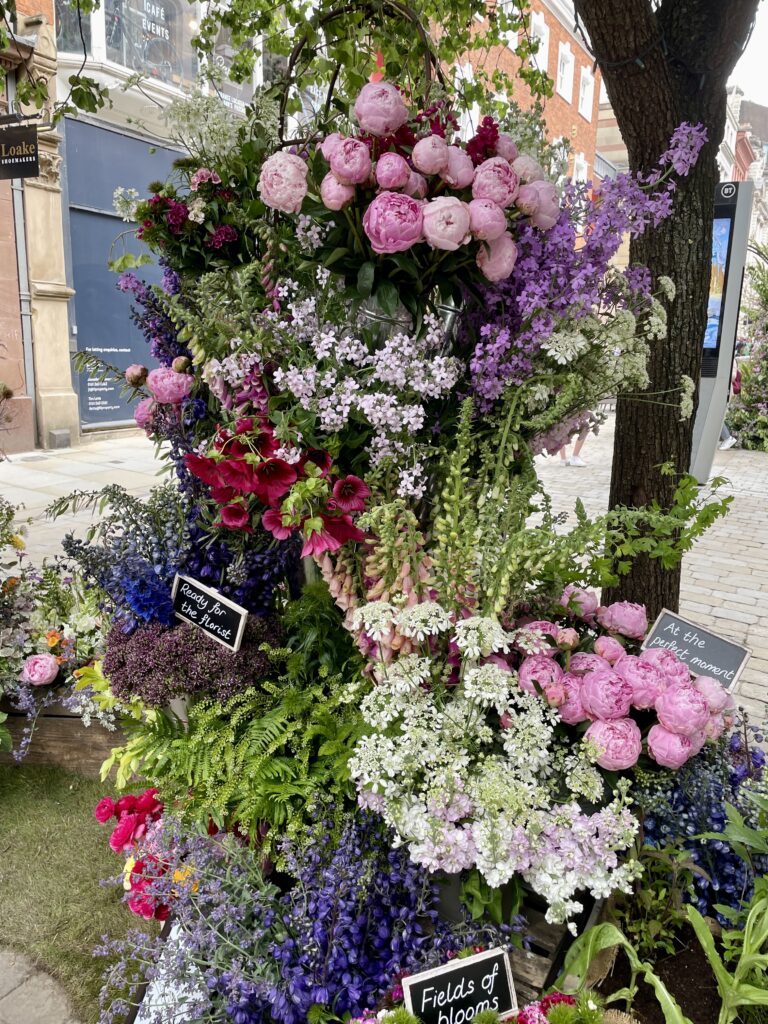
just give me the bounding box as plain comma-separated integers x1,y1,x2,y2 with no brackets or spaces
134,788,163,816
109,812,146,853
219,503,252,532
299,448,332,478
115,794,137,817
300,513,365,557
262,507,296,540
331,474,371,513
251,459,297,505
94,797,116,823
216,458,261,493
185,453,227,487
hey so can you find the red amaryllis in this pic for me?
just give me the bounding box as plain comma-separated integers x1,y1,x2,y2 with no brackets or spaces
331,474,371,513
262,507,295,540
299,448,332,478
219,503,252,531
251,459,298,505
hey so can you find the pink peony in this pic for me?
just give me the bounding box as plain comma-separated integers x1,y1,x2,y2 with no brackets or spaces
647,725,693,769
439,146,476,188
125,363,148,386
354,81,410,137
639,648,691,687
412,135,449,175
594,636,626,665
521,619,559,656
655,683,711,737
362,191,423,254
476,232,518,282
258,151,308,213
596,601,648,640
94,797,116,823
422,197,471,251
569,652,612,676
403,171,428,199
330,138,373,185
375,152,411,190
468,198,507,241
557,627,579,651
20,653,60,686
704,714,726,741
319,133,344,161
495,133,519,162
472,157,519,207
512,153,545,183
559,672,589,725
689,730,707,756
559,584,599,619
320,172,355,211
146,367,193,405
614,655,666,710
580,668,633,720
693,675,730,713
516,180,560,230
518,654,563,696
586,718,643,771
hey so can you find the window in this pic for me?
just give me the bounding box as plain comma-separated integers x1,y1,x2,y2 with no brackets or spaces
578,67,594,120
556,42,574,102
455,63,481,140
573,152,589,183
530,11,549,73
55,0,92,54
503,28,518,50
104,0,198,87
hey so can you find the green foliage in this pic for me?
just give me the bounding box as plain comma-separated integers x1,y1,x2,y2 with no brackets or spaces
0,711,11,753
472,1012,501,1024
546,992,605,1024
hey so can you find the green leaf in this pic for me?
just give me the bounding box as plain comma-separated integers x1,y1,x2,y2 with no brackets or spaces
108,252,152,274
356,261,375,297
323,246,350,268
375,280,399,317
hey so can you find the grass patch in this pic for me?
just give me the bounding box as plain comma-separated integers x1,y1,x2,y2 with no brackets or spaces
0,765,145,1023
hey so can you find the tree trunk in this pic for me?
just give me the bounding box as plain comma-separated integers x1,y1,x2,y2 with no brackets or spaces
574,0,758,618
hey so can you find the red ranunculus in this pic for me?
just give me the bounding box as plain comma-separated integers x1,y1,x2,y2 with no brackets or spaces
262,508,296,540
251,459,298,505
115,794,137,817
299,448,332,478
219,503,252,531
94,797,116,823
110,812,144,852
134,788,163,817
331,475,371,513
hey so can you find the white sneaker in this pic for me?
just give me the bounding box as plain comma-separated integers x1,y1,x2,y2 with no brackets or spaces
569,455,586,467
559,459,570,467
719,436,737,450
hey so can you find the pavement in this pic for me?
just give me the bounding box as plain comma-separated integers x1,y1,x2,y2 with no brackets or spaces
0,950,80,1024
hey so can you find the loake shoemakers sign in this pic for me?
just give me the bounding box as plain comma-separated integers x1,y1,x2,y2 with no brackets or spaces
0,125,39,180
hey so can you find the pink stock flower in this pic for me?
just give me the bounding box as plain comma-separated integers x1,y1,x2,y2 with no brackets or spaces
146,367,193,405
412,135,449,175
512,153,545,183
614,655,666,710
375,152,411,190
94,797,116,823
559,672,589,725
580,668,633,720
354,81,410,137
362,191,424,254
639,647,691,687
439,146,475,188
693,675,730,713
261,507,295,540
134,397,156,431
569,652,612,676
125,363,148,386
468,199,507,241
586,718,642,771
471,157,520,207
331,475,371,513
20,653,60,685
476,232,518,282
320,172,355,211
403,171,428,199
655,683,711,737
331,138,373,185
559,584,599,619
494,133,519,162
594,635,626,664
258,151,308,214
517,654,563,696
596,601,648,640
516,180,560,230
647,724,693,769
422,197,471,251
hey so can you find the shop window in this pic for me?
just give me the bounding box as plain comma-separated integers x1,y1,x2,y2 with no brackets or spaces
578,67,594,120
104,0,197,87
55,0,91,54
556,42,574,102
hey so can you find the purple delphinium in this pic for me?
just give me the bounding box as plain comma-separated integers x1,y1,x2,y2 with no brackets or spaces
117,273,189,367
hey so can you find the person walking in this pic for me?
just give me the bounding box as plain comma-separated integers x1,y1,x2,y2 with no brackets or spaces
559,424,590,467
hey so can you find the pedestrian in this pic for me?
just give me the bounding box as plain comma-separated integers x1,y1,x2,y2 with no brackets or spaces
719,364,741,450
559,423,590,467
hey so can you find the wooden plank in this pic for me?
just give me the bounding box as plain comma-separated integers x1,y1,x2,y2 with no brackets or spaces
0,714,120,778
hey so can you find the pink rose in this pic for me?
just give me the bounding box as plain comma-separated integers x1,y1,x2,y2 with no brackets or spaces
495,133,519,162
472,157,519,207
330,138,373,185
362,191,423,254
412,135,449,175
639,648,691,687
512,153,545,183
146,367,193,405
614,655,666,710
569,652,612,676
476,232,518,282
559,584,599,619
559,672,589,725
258,151,308,213
580,668,633,720
586,718,642,771
125,363,148,387
655,683,711,737
517,180,560,230
647,725,693,769
518,654,563,696
468,199,507,241
320,172,355,211
557,627,579,651
594,636,626,665
319,132,344,161
596,601,648,640
375,152,411,190
20,653,60,686
439,146,475,188
422,197,471,251
354,81,409,137
134,397,156,431
403,171,428,199
94,797,116,823
693,675,730,713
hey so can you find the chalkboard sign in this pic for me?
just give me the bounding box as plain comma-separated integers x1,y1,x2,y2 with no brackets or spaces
642,608,751,689
403,948,517,1024
171,575,248,652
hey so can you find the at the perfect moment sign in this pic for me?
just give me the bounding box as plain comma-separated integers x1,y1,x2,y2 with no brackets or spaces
0,125,39,180
171,575,248,652
403,948,517,1024
642,608,751,689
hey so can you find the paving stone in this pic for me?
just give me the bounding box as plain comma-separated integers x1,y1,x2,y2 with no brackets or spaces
0,962,80,1024
0,951,32,1000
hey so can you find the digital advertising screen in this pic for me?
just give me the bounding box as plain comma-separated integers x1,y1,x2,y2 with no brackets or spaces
704,214,735,352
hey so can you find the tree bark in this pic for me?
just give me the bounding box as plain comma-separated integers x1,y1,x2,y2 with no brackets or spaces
574,0,758,618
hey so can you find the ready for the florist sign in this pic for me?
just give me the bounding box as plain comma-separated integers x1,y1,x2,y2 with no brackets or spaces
0,125,39,180
171,574,248,652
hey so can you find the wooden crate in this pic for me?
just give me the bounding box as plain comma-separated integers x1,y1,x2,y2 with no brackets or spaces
0,700,121,778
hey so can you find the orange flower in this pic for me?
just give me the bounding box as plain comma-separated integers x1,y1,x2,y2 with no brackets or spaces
46,630,62,648
2,577,19,591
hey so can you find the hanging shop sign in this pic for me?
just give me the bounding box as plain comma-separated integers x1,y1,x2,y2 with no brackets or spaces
0,125,39,180
642,608,751,689
171,574,248,652
402,948,518,1024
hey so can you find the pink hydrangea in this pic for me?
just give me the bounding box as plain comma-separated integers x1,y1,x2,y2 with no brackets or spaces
476,232,518,281
354,81,409,137
320,172,355,211
472,157,519,207
20,653,60,685
422,197,471,251
362,191,423,254
517,654,563,696
439,146,475,188
586,718,642,770
655,683,710,736
412,135,449,175
596,601,648,640
594,635,626,664
375,152,411,190
146,367,193,405
559,584,599,619
569,652,612,676
639,648,691,687
559,672,589,725
614,655,666,710
257,151,308,214
468,198,507,240
693,675,730,713
647,724,693,769
580,668,633,720
330,138,373,185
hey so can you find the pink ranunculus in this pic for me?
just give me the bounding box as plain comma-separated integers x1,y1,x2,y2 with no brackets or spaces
362,191,424,254
586,718,643,771
354,81,410,137
647,724,693,769
559,584,599,619
439,146,476,188
319,132,344,161
412,135,449,175
655,683,711,737
94,797,116,823
614,655,666,711
512,153,545,183
403,171,428,199
519,180,560,230
596,601,648,640
580,668,633,721
471,157,520,208
257,151,308,214
559,672,589,725
639,648,691,687
693,675,730,713
115,794,137,817
320,172,355,211
109,812,145,853
146,367,193,405
517,654,563,696
125,363,148,387
494,133,519,162
704,714,726,741
594,636,626,665
375,152,411,190
20,653,60,686
422,197,471,251
557,627,579,651
468,198,507,241
569,652,612,676
330,138,373,185
134,788,163,816
476,232,518,282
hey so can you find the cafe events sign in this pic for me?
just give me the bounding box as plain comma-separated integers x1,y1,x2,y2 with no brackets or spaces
0,125,39,180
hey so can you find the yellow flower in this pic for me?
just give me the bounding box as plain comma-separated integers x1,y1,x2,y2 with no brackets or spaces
172,865,198,893
123,856,137,891
46,630,62,648
9,534,25,551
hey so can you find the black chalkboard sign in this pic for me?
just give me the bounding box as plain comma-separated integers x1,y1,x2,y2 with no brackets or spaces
171,575,248,652
403,948,517,1024
642,608,751,690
